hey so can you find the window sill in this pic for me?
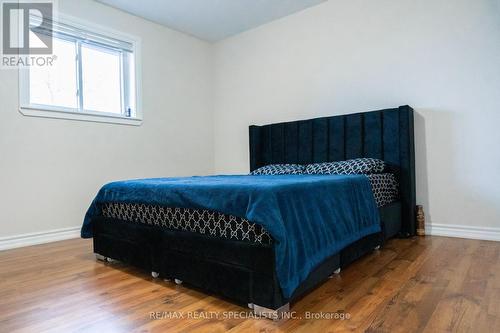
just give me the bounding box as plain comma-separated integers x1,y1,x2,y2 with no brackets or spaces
19,105,143,126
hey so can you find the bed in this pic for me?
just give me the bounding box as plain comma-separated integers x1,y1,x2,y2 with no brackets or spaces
82,105,416,319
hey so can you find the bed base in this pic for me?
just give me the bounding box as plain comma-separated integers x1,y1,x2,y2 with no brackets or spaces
92,202,400,315
97,255,345,279
96,249,293,319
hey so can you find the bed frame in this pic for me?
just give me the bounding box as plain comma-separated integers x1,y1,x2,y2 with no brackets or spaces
92,105,416,318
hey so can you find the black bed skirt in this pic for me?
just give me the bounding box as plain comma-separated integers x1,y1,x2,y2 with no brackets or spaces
92,202,401,309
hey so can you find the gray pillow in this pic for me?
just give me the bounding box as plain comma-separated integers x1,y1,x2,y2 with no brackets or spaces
250,164,305,175
305,158,385,175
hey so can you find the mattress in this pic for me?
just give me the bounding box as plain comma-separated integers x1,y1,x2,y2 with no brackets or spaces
101,173,398,245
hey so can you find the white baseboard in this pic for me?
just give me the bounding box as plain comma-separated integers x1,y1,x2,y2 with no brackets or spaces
1,223,497,251
0,226,81,251
427,223,500,242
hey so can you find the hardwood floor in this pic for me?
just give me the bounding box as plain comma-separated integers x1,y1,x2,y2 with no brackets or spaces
1,236,499,332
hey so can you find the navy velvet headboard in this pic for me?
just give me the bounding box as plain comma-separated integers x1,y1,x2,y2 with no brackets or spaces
249,105,416,236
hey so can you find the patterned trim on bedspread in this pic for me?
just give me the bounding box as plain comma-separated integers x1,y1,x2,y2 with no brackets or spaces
101,174,398,245
367,173,399,207
101,204,273,245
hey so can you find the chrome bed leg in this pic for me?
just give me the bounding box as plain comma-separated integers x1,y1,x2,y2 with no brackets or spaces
374,245,381,250
252,303,290,320
329,267,341,278
95,254,106,261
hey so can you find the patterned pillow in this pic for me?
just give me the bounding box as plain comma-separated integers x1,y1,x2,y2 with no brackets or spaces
250,164,305,175
305,158,385,175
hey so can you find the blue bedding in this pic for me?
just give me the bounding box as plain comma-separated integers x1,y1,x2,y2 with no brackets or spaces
81,175,380,298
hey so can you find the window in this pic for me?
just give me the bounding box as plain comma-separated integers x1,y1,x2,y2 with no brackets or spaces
19,14,141,125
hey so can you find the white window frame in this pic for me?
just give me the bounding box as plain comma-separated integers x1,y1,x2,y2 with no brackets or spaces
19,13,142,126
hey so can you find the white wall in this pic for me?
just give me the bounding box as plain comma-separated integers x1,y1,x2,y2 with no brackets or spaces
213,0,500,230
0,0,213,237
2,0,499,243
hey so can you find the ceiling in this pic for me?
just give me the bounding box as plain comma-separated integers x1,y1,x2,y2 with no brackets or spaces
96,0,327,42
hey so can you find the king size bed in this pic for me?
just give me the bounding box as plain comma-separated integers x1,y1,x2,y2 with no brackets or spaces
81,105,416,319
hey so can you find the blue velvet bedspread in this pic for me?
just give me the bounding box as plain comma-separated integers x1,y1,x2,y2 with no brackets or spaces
81,175,380,298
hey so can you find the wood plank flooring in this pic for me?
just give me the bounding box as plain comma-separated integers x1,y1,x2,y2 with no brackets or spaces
1,236,499,332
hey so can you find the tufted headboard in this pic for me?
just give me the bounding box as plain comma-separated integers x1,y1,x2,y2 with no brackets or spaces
249,105,416,236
